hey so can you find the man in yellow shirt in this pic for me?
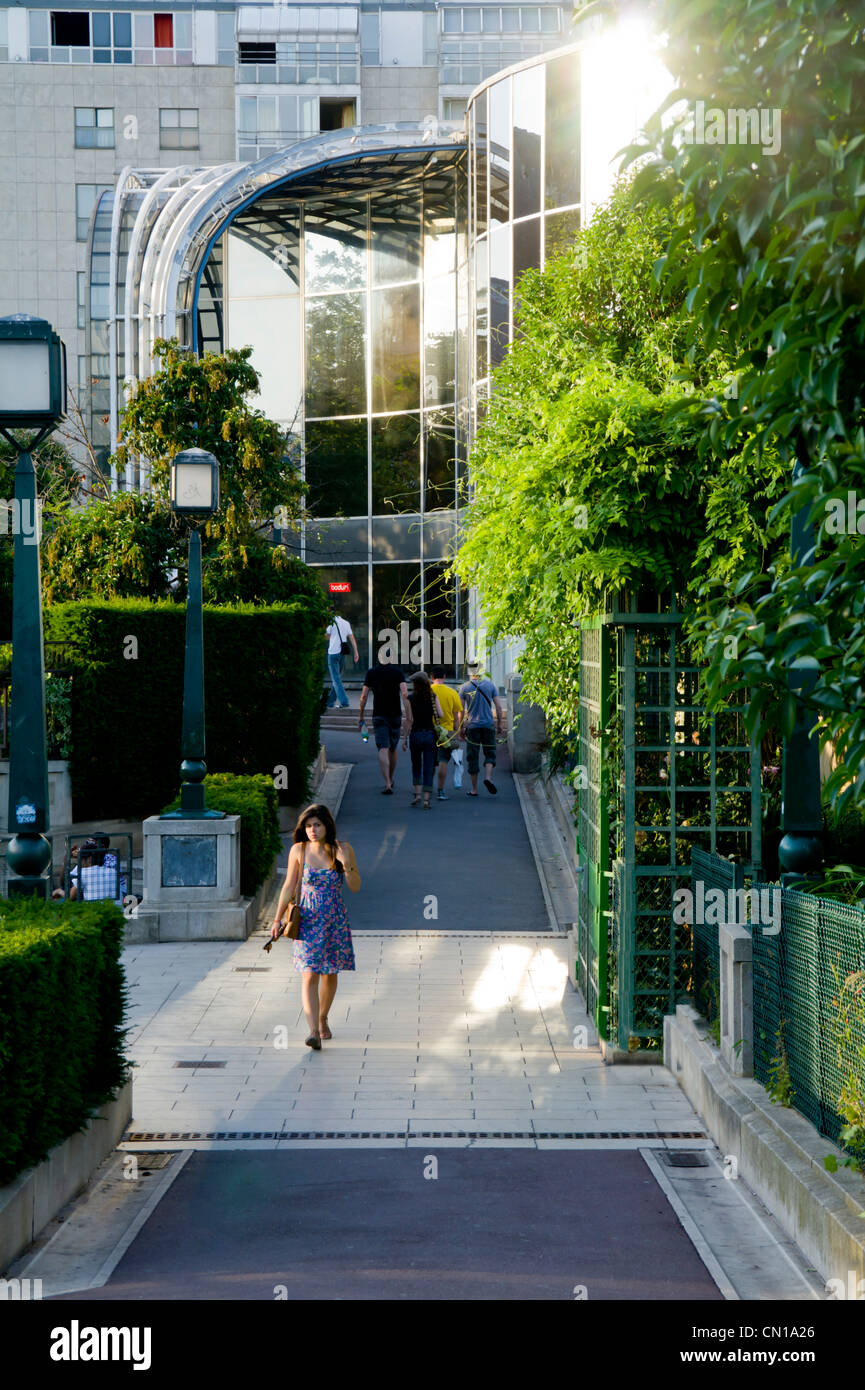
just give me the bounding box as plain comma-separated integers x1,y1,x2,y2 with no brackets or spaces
430,668,464,800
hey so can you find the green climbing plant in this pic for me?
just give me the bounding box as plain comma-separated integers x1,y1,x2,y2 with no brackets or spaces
824,962,865,1174
454,177,788,746
766,1022,795,1108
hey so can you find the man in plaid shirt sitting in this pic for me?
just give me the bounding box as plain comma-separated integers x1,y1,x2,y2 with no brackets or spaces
68,837,127,904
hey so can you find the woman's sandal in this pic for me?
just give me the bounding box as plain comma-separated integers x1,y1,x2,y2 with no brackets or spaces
305,1034,322,1050
319,1019,333,1040
410,795,421,807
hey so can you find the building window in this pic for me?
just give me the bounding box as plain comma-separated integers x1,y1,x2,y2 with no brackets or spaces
441,10,564,85
75,108,115,148
440,7,562,37
77,272,87,329
217,12,235,64
154,13,173,48
76,183,112,241
423,11,438,65
0,9,8,63
237,93,318,160
239,40,275,64
51,10,89,46
443,98,468,122
160,108,199,149
361,11,380,65
319,99,356,133
239,36,359,86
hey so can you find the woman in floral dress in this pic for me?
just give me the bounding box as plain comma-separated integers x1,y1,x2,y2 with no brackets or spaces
270,803,360,1049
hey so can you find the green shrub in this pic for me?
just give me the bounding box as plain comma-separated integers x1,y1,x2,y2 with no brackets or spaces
0,898,129,1186
162,773,281,898
44,598,325,821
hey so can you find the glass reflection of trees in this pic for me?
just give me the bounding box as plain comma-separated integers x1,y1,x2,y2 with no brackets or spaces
304,200,366,293
372,194,422,285
372,561,421,645
371,284,421,412
305,418,367,516
371,413,421,513
305,292,366,417
424,410,456,511
513,66,543,220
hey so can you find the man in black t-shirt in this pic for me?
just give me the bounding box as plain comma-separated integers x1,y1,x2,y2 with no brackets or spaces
358,661,411,794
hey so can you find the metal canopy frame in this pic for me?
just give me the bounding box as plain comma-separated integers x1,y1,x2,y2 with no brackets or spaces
104,123,465,452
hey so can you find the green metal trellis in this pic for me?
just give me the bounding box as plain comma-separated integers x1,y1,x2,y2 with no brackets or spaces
575,597,762,1051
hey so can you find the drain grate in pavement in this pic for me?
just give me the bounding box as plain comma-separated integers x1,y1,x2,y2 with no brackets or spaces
125,1151,177,1171
660,1149,711,1167
173,1061,227,1069
233,967,272,973
124,1129,706,1142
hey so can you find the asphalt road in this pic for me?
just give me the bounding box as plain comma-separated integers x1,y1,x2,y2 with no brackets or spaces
311,729,551,932
51,1150,721,1301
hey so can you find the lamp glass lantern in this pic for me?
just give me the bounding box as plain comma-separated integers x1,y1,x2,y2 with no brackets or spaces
0,315,67,430
170,448,220,516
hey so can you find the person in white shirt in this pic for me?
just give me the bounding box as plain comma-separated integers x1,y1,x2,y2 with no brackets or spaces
325,612,359,708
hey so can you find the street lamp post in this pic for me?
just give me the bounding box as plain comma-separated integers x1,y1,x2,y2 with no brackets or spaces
0,315,66,897
161,448,224,821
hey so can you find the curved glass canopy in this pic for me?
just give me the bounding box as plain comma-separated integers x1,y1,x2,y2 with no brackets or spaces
104,123,465,454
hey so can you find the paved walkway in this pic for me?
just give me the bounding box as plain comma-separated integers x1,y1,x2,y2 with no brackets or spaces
50,1150,721,1301
11,733,824,1301
123,931,703,1142
318,728,550,932
122,728,702,1141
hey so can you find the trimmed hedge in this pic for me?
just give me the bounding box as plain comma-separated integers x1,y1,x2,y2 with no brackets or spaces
161,773,281,898
0,898,128,1186
44,598,325,821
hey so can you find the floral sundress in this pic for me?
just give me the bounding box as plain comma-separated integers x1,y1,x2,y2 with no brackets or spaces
292,863,356,974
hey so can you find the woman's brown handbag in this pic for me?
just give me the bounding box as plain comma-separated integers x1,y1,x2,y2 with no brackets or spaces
281,843,306,939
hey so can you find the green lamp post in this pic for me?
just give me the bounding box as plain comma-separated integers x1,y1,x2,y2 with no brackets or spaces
0,315,66,898
161,448,224,821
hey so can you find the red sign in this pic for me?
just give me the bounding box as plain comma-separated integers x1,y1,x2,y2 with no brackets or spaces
328,582,351,593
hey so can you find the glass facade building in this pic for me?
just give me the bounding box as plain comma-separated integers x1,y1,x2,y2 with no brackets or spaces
93,34,668,679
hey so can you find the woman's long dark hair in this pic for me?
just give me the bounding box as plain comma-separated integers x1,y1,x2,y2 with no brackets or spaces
293,803,343,872
409,670,434,720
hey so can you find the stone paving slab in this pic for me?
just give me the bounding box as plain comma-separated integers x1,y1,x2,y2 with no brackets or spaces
122,931,705,1141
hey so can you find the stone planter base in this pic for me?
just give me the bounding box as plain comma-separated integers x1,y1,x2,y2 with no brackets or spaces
126,866,276,943
0,1079,132,1275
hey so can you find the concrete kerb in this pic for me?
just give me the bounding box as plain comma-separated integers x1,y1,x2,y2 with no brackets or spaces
0,1080,133,1275
665,1004,865,1290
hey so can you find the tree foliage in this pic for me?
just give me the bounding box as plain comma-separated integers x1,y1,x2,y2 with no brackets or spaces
43,492,178,605
44,341,319,610
115,339,304,545
455,179,788,740
622,0,865,806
